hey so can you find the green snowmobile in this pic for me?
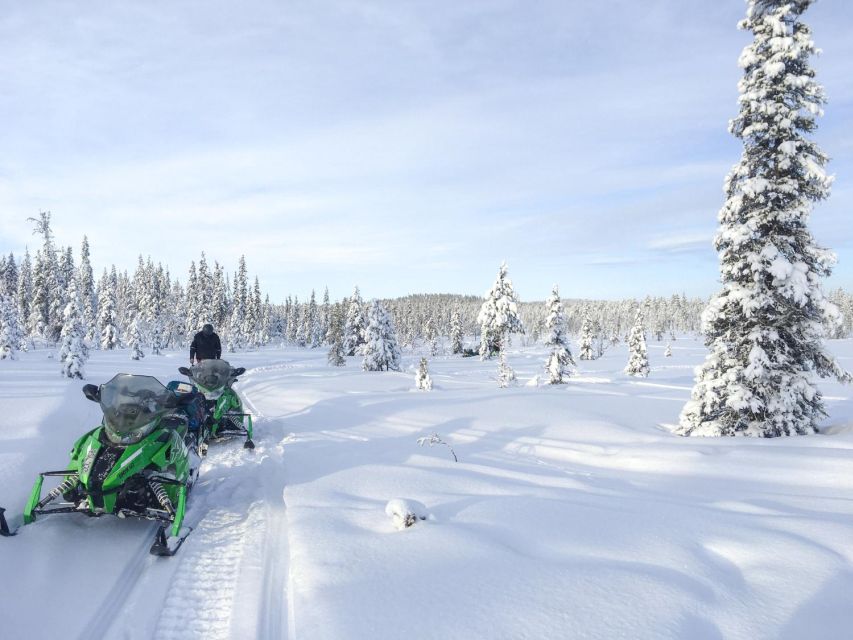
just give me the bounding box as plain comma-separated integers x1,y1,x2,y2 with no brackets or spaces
0,374,200,556
179,359,255,450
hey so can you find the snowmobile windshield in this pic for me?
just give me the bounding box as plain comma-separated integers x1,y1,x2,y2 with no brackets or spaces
191,359,232,391
99,374,174,444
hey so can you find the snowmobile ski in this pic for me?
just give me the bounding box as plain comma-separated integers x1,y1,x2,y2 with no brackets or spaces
150,524,193,557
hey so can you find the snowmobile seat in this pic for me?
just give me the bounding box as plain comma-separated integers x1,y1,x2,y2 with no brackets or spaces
166,381,206,433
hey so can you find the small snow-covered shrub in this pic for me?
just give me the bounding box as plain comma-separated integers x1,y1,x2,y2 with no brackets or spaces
415,357,432,390
385,499,428,530
498,351,517,388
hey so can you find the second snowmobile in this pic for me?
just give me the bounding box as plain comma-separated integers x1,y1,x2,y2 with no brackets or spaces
179,359,255,449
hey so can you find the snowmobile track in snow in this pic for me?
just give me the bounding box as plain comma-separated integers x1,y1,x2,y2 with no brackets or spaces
77,522,160,640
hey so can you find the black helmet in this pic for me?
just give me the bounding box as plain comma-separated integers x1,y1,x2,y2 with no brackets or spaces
202,324,214,336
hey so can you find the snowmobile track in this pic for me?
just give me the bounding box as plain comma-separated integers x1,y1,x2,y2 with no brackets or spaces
77,522,159,640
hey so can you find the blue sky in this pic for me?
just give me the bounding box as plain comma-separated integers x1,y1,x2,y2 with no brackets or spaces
0,0,851,302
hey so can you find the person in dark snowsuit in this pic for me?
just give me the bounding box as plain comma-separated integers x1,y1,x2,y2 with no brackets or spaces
190,324,222,364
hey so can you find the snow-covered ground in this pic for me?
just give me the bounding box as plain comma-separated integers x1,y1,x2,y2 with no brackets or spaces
2,339,853,640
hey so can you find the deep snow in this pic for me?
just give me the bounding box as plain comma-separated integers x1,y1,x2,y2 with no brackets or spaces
1,338,852,640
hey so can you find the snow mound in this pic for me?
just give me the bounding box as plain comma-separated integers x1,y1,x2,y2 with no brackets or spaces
385,499,429,530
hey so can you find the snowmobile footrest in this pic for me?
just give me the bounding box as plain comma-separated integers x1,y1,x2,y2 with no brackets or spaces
0,508,16,537
150,525,192,557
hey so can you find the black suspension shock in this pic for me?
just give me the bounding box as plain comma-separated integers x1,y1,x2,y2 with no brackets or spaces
149,480,174,515
37,474,80,509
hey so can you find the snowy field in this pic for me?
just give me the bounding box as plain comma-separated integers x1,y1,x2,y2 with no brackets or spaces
2,339,853,640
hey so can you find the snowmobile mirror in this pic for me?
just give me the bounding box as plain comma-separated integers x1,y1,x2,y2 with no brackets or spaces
178,367,192,377
82,384,101,403
232,367,246,377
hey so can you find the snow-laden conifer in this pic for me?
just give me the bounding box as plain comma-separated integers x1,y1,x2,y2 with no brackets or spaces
497,351,517,388
327,303,346,366
424,316,438,356
449,310,464,354
477,262,523,359
78,236,97,343
578,315,595,361
544,285,575,384
665,343,673,358
128,313,145,360
59,278,88,378
679,0,849,437
0,289,19,360
625,312,649,378
97,270,120,350
362,300,401,372
16,248,32,348
415,357,432,390
343,287,367,356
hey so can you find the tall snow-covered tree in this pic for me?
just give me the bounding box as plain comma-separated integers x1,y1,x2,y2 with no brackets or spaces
625,312,649,378
184,261,199,336
78,236,97,342
59,278,88,378
212,261,228,327
306,289,321,348
97,269,120,350
28,213,63,342
343,287,367,356
16,248,32,347
477,262,523,359
449,309,464,354
424,316,438,356
544,285,575,384
679,0,849,437
326,302,346,366
128,312,145,360
196,252,213,325
362,300,402,372
0,288,20,360
578,315,596,361
320,287,331,346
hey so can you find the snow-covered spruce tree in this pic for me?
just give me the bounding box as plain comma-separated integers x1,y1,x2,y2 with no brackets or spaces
320,287,331,346
679,0,849,438
128,313,145,360
16,248,32,349
544,285,575,384
625,312,649,378
326,302,346,366
98,275,120,350
450,309,464,354
415,357,432,390
578,314,595,361
343,287,367,356
362,300,401,372
665,343,673,358
477,262,523,359
424,316,438,356
78,236,97,343
59,278,88,378
0,288,19,360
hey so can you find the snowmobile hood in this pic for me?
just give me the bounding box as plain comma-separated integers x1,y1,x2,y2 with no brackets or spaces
99,374,174,444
